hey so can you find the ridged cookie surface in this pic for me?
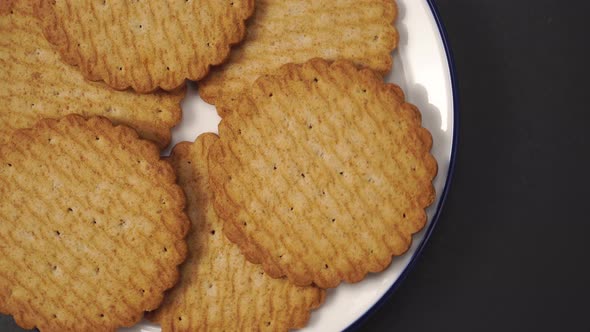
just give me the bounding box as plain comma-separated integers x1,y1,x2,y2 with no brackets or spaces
0,1,183,148
199,0,398,110
37,0,255,93
148,133,325,332
0,115,189,332
208,59,437,288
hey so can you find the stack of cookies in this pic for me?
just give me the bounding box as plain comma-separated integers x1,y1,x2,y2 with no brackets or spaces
0,1,437,331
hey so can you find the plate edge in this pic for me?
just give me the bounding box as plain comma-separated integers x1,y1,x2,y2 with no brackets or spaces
343,0,461,330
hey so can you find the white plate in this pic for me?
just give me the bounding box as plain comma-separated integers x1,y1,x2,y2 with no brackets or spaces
125,0,457,331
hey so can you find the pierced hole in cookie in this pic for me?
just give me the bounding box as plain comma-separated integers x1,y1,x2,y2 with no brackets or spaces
339,171,344,175
362,89,367,93
166,66,170,71
30,103,35,108
156,109,163,113
95,136,100,141
92,219,97,225
140,289,145,295
273,165,277,170
187,161,191,164
206,42,210,47
95,267,100,274
52,265,57,271
208,284,213,289
373,35,379,41
118,66,123,71
411,166,416,171
210,230,216,235
290,207,293,211
243,222,247,226
331,218,336,223
265,321,271,327
139,24,143,29
268,93,273,97
119,219,126,227
230,2,234,6
178,316,182,321
100,314,105,318
325,264,329,269
313,77,318,83
308,124,313,129
52,314,57,319
163,247,168,252
55,230,61,236
301,173,305,178
67,207,73,213
402,213,406,219
7,163,12,167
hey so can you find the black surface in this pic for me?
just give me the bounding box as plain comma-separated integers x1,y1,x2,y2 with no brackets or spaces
3,1,590,332
360,0,590,331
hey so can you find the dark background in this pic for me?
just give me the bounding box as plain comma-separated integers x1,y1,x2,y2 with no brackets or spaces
359,0,590,331
2,0,590,331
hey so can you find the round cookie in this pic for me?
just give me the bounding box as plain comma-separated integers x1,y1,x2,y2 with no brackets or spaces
199,0,399,111
148,134,325,331
0,1,184,148
0,115,189,331
36,0,255,93
208,59,437,288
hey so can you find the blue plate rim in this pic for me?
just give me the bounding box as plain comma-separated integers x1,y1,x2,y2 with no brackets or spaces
344,0,460,330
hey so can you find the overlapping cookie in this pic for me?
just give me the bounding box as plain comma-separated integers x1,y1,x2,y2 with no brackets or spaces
208,59,437,288
37,0,255,93
0,115,189,331
148,133,325,331
199,0,399,112
0,1,183,148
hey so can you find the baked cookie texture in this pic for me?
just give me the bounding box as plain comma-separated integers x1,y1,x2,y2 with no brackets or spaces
209,59,437,288
0,115,189,332
37,0,255,93
0,0,184,148
199,0,399,111
148,133,325,332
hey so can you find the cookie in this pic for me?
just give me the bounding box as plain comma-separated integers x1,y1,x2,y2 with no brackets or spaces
199,0,399,112
0,115,190,331
0,1,183,148
208,59,437,288
36,0,255,93
148,133,325,331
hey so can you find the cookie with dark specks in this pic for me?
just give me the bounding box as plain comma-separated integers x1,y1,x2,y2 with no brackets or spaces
37,0,254,93
0,115,190,331
148,133,325,331
199,0,399,112
0,1,183,148
208,59,437,288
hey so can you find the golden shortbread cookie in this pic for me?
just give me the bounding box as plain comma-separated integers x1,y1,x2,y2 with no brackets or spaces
0,115,190,331
199,0,399,112
148,133,325,331
0,1,183,148
36,0,255,93
208,59,437,288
